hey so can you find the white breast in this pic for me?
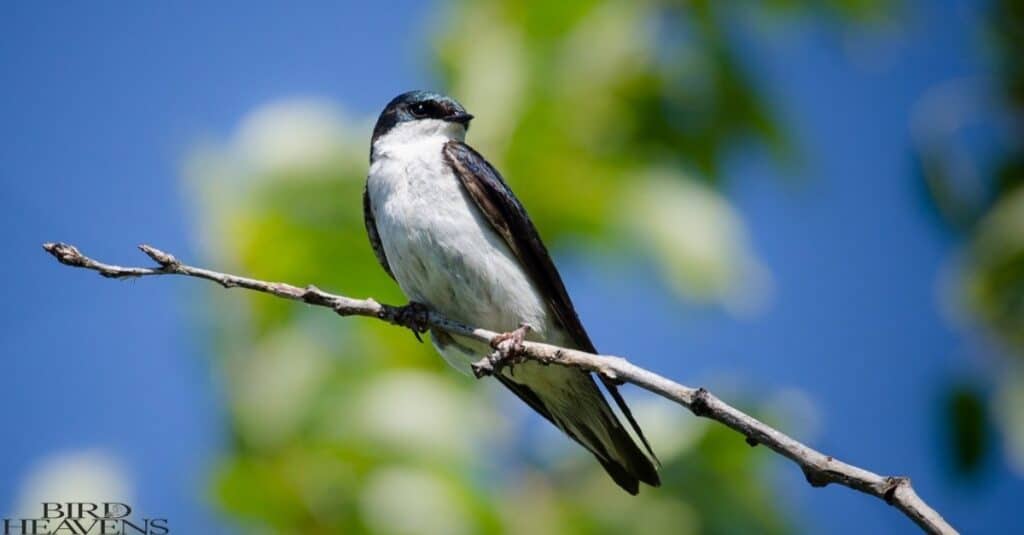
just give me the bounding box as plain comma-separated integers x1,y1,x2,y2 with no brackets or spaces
367,121,556,372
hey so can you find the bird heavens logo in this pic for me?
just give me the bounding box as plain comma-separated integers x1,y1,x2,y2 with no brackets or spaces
2,503,168,535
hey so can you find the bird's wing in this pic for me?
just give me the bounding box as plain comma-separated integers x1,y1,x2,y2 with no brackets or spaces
442,140,659,485
442,141,594,350
363,183,395,281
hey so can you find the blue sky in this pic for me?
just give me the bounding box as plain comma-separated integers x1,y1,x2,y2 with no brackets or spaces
2,1,1020,533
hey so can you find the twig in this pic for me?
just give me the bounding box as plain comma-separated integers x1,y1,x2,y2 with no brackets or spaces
41,242,957,535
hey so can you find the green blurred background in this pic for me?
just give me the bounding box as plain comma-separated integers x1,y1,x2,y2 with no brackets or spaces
4,0,1023,533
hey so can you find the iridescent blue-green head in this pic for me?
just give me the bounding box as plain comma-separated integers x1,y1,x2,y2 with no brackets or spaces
371,90,474,144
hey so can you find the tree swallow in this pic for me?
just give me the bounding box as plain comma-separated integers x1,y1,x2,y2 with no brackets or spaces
364,90,660,494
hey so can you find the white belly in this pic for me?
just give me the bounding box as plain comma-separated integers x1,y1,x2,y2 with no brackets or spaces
367,137,560,373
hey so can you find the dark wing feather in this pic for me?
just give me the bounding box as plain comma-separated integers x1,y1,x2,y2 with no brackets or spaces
443,141,595,352
493,373,645,495
363,183,395,280
442,140,659,467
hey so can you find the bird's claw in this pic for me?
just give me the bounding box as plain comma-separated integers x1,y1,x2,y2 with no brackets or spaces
395,302,430,342
490,322,530,352
473,323,532,377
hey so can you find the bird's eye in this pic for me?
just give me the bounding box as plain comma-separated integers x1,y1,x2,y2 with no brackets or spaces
409,101,435,118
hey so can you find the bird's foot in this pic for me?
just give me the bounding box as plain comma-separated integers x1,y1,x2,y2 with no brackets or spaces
490,322,531,353
394,301,430,342
472,323,532,378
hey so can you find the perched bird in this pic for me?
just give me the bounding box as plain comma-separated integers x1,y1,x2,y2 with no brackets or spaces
363,90,660,493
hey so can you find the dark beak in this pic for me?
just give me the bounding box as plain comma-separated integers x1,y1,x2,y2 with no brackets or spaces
449,112,474,126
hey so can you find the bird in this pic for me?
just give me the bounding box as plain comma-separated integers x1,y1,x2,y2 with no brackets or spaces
363,90,660,494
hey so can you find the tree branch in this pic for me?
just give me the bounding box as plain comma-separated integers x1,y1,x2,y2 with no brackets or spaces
42,241,957,535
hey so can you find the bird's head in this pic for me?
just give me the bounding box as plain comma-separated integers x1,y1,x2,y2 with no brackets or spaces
371,90,474,147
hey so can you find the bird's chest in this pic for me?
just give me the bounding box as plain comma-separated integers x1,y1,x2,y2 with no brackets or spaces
371,151,473,244
367,147,546,332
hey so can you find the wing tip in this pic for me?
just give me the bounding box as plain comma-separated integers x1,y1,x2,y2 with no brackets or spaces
598,455,661,495
591,415,660,494
604,413,662,493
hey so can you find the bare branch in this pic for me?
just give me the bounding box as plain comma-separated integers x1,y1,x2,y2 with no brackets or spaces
42,242,957,535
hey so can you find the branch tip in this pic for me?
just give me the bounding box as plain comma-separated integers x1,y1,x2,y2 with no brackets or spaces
43,242,85,266
138,244,178,268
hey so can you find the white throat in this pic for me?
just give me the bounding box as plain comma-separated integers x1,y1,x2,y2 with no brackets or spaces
372,119,467,161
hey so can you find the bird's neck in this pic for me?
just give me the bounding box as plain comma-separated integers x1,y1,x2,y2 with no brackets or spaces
371,120,466,162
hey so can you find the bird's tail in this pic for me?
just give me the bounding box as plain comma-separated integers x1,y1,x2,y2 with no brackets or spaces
497,364,660,494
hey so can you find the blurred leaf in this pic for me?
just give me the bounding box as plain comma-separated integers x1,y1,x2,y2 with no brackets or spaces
994,368,1024,476
942,384,992,478
964,187,1024,350
916,0,1024,361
